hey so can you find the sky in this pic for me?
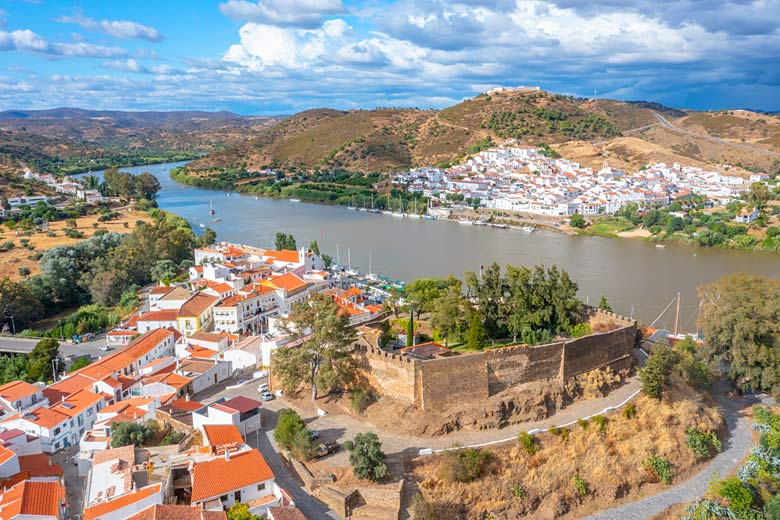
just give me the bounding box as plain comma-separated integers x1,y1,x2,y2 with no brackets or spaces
0,0,779,114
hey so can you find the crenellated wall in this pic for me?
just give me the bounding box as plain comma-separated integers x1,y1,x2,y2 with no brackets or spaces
354,308,636,412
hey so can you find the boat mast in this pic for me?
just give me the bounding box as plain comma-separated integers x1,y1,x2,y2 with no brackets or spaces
336,244,340,265
673,292,681,338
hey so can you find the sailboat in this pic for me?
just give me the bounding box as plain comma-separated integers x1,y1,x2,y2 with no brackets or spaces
368,194,379,213
381,194,392,215
345,249,359,276
408,199,422,219
367,253,379,281
358,195,368,212
391,195,404,217
347,195,357,211
289,186,300,203
209,201,216,216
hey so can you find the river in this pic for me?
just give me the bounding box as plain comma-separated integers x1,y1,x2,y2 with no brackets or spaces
82,162,780,331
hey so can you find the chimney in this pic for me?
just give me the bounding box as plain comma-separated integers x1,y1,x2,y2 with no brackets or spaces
185,393,190,402
224,449,230,461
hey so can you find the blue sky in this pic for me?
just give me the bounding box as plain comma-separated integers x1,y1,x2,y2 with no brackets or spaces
1,0,779,114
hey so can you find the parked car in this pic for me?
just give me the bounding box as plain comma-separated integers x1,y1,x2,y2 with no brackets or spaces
259,391,274,401
309,430,320,440
98,345,111,352
315,441,338,458
258,383,269,393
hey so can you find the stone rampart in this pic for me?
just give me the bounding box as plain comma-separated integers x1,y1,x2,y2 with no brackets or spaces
355,308,636,412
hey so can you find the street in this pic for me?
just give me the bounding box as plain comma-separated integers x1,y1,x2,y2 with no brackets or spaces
0,334,111,359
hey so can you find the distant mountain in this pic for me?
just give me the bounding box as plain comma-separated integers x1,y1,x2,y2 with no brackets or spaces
0,108,281,174
188,90,672,173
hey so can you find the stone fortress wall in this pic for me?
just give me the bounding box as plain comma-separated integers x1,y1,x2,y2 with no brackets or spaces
355,308,636,412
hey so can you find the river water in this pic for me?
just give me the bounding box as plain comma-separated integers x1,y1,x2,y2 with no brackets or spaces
82,162,780,330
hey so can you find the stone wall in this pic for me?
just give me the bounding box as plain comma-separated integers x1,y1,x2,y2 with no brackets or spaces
354,345,417,405
356,308,636,412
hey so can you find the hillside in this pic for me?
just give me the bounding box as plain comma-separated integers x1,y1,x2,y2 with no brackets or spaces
0,109,280,175
189,90,676,174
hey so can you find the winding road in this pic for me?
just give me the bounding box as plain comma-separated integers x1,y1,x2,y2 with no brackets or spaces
652,112,780,158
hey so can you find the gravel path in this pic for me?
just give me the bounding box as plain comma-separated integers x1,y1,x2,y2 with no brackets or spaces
580,391,756,520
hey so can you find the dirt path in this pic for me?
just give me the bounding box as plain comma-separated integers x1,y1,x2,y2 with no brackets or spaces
654,112,780,158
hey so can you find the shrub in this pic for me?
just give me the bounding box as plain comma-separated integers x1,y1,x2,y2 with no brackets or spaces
274,409,308,451
715,477,754,513
46,231,56,237
569,322,592,338
18,267,30,277
577,418,589,430
560,427,570,443
592,415,607,433
639,345,680,398
517,431,539,455
686,428,722,460
344,432,387,482
110,421,158,448
644,455,674,484
350,387,375,414
623,402,637,420
441,448,492,483
550,425,561,436
765,494,780,520
0,241,14,251
511,483,527,500
572,475,589,496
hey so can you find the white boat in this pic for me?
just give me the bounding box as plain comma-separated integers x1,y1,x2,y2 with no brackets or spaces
198,223,206,229
212,218,222,223
408,214,422,219
391,212,404,218
209,201,215,216
381,210,392,215
424,215,436,220
521,226,535,232
289,198,301,203
656,244,666,248
491,223,508,229
458,219,472,225
474,220,487,226
347,206,357,211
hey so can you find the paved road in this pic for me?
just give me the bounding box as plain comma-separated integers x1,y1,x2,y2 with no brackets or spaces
653,112,780,158
580,388,757,520
0,334,109,359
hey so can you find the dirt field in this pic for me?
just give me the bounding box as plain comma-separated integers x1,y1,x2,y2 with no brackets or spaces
0,209,152,281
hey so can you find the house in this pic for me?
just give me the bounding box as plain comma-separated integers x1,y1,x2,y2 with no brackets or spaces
136,310,180,334
0,381,46,416
133,373,192,405
0,480,66,520
126,504,228,520
735,206,759,224
177,293,219,336
190,449,278,513
0,428,43,456
191,396,262,436
154,286,191,311
268,506,307,520
222,336,263,371
200,424,245,453
174,358,231,395
83,445,165,520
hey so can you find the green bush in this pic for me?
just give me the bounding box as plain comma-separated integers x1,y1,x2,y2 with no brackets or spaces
517,431,539,455
350,387,375,414
560,428,570,443
577,418,589,430
715,477,754,513
592,415,607,433
644,455,674,484
511,483,527,500
344,432,387,482
569,322,592,338
440,448,492,483
686,428,722,460
572,475,589,496
623,402,637,419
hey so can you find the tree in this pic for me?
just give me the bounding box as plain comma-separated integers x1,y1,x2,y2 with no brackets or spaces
406,312,414,347
309,240,320,256
150,259,178,283
134,172,161,200
697,274,780,394
275,232,297,251
639,345,680,398
746,182,770,209
466,313,487,350
226,502,261,520
274,409,307,449
598,296,613,312
430,287,467,343
27,338,59,382
110,421,158,448
0,277,44,331
569,213,586,228
273,293,357,400
344,432,387,482
68,357,91,373
404,276,461,313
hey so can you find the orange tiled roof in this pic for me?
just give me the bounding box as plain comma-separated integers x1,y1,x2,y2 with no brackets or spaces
0,480,64,518
50,389,103,418
169,398,205,412
0,445,15,465
190,449,274,502
18,453,63,478
202,424,244,448
178,293,218,318
0,381,40,403
138,309,180,322
126,504,228,520
263,273,307,292
263,249,300,263
84,484,161,520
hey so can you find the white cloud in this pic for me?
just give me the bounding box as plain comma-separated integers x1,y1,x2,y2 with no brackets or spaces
0,29,50,52
55,12,163,42
52,42,127,58
101,58,145,73
219,0,345,28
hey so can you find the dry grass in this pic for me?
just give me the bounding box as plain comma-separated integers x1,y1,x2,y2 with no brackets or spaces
411,377,723,519
0,209,152,281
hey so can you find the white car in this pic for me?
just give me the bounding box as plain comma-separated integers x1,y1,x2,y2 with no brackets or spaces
258,383,269,393
98,345,111,352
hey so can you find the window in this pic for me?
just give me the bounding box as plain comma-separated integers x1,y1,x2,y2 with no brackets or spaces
235,490,241,502
257,483,265,491
219,495,228,502
53,427,61,435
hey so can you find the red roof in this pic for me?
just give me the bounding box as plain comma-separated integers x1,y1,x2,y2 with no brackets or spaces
0,480,65,519
220,395,262,414
202,424,244,448
191,450,274,502
84,484,161,520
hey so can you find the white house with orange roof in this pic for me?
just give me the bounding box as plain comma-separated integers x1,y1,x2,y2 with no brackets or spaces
190,448,279,514
174,358,231,395
177,293,219,336
136,309,180,334
83,445,165,520
0,381,47,416
191,396,262,437
0,479,66,520
0,428,43,457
